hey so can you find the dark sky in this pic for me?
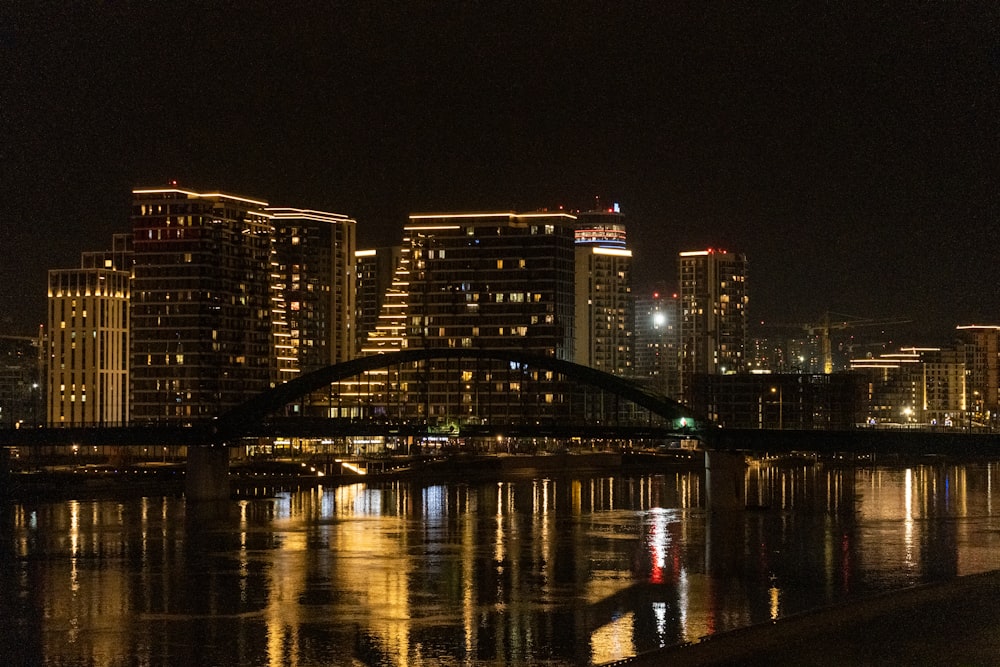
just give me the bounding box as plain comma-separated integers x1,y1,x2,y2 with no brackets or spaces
2,2,997,342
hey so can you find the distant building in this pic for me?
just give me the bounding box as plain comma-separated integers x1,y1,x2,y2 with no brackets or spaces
573,206,627,248
47,237,131,425
130,187,272,423
678,249,748,400
268,207,357,382
956,325,1000,428
850,347,966,427
0,334,43,428
573,207,633,377
634,290,680,397
689,372,865,430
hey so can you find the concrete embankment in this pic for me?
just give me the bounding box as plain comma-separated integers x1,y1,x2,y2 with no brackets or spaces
612,569,1000,666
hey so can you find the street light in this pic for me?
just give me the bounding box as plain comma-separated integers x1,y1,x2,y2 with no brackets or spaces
770,386,783,430
31,383,39,427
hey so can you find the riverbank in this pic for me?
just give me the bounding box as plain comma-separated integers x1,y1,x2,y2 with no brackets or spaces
2,451,702,501
612,569,1000,666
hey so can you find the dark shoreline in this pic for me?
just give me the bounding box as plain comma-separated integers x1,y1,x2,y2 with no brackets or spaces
2,451,705,502
6,449,995,503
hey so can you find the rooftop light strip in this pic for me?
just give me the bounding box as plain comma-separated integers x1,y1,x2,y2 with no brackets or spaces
592,247,633,257
132,188,269,207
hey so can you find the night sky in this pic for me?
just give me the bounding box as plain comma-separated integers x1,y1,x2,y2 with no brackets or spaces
2,2,997,343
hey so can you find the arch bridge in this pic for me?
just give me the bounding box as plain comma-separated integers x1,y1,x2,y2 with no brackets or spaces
212,348,706,444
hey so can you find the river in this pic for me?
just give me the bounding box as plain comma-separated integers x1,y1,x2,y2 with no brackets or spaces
4,459,1000,666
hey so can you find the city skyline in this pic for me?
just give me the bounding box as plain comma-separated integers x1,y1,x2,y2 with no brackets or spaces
3,3,997,341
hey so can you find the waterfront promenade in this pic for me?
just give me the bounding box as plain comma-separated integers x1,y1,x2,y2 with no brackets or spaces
619,569,1000,666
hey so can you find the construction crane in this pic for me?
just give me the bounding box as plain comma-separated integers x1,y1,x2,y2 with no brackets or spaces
763,312,911,374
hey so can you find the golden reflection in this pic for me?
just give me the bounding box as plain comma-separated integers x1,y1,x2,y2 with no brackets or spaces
462,487,476,658
14,466,1000,665
904,468,914,570
69,500,79,592
265,526,306,666
323,484,415,665
590,611,635,664
679,572,716,644
495,482,505,565
769,585,780,620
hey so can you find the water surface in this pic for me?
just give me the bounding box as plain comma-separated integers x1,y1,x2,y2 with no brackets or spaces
4,461,1000,665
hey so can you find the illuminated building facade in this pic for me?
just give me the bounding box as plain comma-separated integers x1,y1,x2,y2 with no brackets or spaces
573,206,627,248
403,211,577,357
850,347,966,426
47,237,131,425
678,249,748,399
956,325,1000,427
573,207,633,377
405,211,577,424
634,290,680,397
351,212,577,426
355,246,402,355
268,207,357,382
130,187,273,423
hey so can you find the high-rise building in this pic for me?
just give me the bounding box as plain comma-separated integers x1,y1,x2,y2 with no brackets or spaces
268,207,357,382
355,246,402,355
130,187,273,423
402,211,577,356
634,289,680,397
956,325,1000,427
47,238,131,425
678,248,748,399
574,206,627,248
0,333,44,428
573,207,633,377
352,211,577,426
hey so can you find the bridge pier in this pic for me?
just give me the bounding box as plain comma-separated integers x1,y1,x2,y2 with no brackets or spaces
0,447,9,497
186,445,231,502
704,450,746,513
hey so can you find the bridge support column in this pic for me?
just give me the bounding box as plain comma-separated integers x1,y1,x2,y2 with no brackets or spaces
705,450,745,513
0,447,9,498
186,446,230,502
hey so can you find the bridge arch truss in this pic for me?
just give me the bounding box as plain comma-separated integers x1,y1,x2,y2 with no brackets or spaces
215,349,705,446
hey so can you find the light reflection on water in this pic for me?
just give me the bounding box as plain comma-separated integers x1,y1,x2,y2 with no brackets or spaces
4,462,1000,665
